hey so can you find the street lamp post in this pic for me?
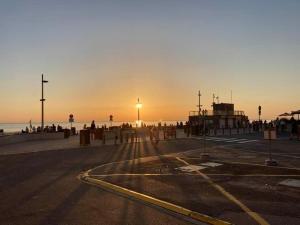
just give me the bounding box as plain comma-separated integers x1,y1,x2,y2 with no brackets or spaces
202,109,210,160
40,74,48,131
136,98,142,127
197,91,202,136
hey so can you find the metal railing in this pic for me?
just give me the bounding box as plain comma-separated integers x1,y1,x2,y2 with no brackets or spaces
189,110,245,117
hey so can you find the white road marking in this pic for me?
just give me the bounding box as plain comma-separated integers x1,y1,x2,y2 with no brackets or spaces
279,179,300,188
237,140,258,144
225,139,248,143
176,157,270,225
195,136,259,144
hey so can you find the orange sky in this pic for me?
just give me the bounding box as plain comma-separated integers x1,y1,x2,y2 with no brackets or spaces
1,1,299,123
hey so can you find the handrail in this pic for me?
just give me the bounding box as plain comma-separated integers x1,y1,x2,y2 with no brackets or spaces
189,110,245,117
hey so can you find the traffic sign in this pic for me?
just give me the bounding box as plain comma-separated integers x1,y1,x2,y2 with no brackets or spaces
69,114,74,123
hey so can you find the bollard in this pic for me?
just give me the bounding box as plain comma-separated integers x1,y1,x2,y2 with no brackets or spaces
120,132,123,144
114,134,118,145
80,129,90,146
71,127,76,136
102,133,106,145
64,129,71,139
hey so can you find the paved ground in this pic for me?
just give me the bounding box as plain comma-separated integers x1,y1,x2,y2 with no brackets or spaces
0,133,299,225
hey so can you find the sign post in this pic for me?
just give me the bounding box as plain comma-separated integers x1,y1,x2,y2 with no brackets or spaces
258,105,261,121
69,114,74,128
109,115,113,128
264,128,278,166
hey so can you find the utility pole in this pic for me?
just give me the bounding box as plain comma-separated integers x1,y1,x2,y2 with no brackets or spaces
40,74,48,131
201,109,209,160
197,91,203,136
230,90,232,104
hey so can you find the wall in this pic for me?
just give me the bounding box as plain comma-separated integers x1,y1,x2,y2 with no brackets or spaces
0,133,64,146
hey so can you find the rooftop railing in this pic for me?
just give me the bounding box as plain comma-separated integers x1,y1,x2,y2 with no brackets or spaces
189,110,245,117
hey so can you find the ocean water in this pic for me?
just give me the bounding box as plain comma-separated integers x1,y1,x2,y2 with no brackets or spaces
0,121,184,133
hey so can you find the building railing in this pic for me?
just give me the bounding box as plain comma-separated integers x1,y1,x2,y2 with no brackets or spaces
189,110,245,117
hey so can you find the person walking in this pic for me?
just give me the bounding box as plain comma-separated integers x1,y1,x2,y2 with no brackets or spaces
90,120,96,140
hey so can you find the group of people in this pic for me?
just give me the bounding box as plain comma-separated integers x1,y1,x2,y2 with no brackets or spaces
82,121,186,130
21,124,64,134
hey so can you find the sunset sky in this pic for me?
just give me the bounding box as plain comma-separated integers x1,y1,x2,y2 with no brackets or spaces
1,0,299,123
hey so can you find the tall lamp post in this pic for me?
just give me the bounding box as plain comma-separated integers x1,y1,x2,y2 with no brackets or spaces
40,74,48,131
136,98,142,127
197,91,202,136
202,109,210,160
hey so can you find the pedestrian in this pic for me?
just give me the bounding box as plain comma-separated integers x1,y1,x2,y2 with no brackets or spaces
91,120,96,140
290,117,297,140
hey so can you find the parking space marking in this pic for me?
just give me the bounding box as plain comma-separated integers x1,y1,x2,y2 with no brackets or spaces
225,139,248,143
194,137,259,144
176,157,270,225
237,140,258,144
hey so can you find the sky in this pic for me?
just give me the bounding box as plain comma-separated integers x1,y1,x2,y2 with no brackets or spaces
0,0,299,123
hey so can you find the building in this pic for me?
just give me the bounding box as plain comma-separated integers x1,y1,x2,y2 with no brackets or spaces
189,102,249,129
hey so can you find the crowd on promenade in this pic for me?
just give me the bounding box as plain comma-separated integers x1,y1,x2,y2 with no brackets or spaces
6,116,299,141
21,124,64,134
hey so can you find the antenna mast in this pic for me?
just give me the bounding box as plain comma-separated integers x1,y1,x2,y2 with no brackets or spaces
197,90,202,116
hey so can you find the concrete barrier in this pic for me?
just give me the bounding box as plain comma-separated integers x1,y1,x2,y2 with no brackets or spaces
0,132,64,146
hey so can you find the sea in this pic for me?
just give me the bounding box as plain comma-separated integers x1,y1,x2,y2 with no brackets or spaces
0,121,184,133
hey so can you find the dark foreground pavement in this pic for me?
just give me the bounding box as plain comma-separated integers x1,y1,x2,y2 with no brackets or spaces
0,139,203,225
0,136,299,225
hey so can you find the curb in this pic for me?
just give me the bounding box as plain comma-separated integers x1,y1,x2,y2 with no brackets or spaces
79,174,233,225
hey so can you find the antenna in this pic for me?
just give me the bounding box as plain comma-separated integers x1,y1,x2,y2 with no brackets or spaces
231,90,232,104
197,90,202,115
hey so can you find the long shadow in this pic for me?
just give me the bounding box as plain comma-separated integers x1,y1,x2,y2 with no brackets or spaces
39,183,90,225
1,150,93,215
0,152,70,191
117,144,136,224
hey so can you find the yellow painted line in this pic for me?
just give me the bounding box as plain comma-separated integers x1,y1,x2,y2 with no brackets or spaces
90,173,300,178
176,157,270,225
79,174,233,225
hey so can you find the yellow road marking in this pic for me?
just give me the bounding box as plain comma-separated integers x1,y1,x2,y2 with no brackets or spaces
79,174,233,225
90,173,300,177
176,157,270,225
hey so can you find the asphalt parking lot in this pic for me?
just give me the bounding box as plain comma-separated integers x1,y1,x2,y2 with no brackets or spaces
0,134,299,225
